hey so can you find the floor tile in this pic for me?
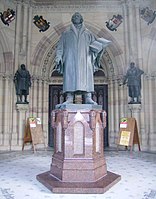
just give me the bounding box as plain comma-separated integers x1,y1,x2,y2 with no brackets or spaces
0,149,156,199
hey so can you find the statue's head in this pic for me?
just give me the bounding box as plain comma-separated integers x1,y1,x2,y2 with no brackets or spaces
130,62,135,68
21,64,26,70
71,12,83,25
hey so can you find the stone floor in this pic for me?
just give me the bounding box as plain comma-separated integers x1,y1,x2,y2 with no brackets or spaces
0,148,156,199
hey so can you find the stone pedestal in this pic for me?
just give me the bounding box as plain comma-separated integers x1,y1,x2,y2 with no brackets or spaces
16,103,29,146
128,104,141,118
128,104,142,151
37,104,120,193
128,104,141,135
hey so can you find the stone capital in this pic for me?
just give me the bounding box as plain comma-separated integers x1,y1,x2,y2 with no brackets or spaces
16,103,29,112
128,104,141,113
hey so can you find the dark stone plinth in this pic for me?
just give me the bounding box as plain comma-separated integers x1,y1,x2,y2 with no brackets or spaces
37,171,121,194
37,106,121,193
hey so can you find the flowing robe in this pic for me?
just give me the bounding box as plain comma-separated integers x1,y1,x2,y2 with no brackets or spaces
14,68,31,95
56,24,97,93
124,67,144,98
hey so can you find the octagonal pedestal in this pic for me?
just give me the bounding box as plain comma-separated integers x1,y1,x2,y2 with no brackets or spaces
37,104,121,193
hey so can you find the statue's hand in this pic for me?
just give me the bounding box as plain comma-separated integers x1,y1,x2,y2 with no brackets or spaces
55,57,61,66
55,59,63,74
55,61,60,67
54,64,58,70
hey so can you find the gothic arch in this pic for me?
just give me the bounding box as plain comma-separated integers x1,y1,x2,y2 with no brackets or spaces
31,22,124,80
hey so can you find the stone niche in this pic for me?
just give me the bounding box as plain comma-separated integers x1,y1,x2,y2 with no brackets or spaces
37,104,121,193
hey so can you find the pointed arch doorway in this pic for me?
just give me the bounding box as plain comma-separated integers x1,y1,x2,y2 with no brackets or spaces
48,71,109,148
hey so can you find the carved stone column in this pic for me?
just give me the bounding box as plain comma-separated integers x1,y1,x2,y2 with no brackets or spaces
32,79,38,116
3,77,9,146
37,79,43,119
14,2,22,71
114,80,120,141
21,2,28,55
122,1,129,64
27,4,32,68
108,80,115,145
42,80,49,144
127,1,136,60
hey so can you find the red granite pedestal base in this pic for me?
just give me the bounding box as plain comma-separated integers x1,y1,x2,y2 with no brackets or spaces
37,105,121,194
37,171,121,194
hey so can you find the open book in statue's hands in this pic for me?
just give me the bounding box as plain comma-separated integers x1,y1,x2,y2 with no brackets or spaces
89,38,111,53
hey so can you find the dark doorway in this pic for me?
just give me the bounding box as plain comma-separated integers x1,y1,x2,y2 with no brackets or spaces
48,84,108,147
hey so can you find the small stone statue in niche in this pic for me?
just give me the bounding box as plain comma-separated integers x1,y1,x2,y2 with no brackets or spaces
123,62,144,104
14,64,31,104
